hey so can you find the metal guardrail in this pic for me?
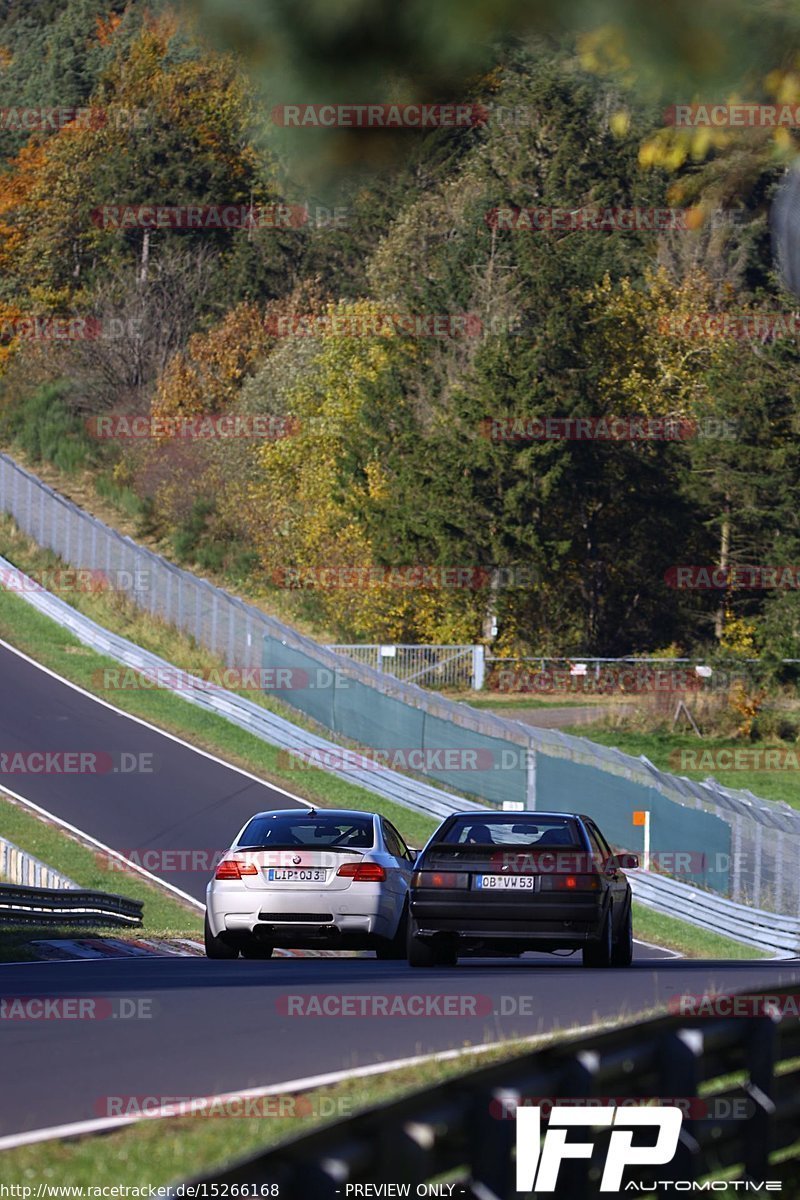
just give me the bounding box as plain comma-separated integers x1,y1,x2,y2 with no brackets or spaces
170,981,800,1196
629,872,800,958
0,883,143,926
0,831,78,889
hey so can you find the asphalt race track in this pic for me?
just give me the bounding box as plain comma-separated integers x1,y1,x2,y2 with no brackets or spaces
2,639,799,1147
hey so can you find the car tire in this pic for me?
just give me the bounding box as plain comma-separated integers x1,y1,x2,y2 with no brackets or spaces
407,916,440,968
610,899,633,967
204,913,239,959
582,908,613,968
376,903,408,960
241,944,274,959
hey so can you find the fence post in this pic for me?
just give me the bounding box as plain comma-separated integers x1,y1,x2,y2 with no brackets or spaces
471,644,485,691
525,745,536,809
732,816,742,902
227,604,235,666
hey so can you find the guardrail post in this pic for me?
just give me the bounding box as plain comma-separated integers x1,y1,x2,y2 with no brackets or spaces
525,745,536,809
471,644,485,690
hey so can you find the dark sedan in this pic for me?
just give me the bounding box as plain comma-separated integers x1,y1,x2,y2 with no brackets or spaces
406,811,638,968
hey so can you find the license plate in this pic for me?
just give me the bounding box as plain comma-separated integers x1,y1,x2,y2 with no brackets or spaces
475,874,537,890
266,868,326,882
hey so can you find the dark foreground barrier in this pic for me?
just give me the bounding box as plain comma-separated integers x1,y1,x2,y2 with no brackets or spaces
0,882,143,927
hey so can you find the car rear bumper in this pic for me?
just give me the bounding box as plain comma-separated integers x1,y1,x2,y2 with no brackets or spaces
409,893,606,944
206,881,394,943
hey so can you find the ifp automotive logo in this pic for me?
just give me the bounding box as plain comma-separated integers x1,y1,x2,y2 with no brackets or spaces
516,1104,682,1192
514,1104,783,1191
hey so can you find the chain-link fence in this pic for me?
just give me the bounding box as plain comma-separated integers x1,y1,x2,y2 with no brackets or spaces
2,450,800,910
328,643,482,688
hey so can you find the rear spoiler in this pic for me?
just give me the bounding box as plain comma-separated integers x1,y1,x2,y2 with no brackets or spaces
423,843,601,872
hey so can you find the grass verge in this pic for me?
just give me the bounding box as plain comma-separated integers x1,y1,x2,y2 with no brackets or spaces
631,902,768,959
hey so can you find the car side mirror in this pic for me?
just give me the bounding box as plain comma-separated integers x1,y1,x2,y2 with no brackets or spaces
616,853,640,870
407,848,419,861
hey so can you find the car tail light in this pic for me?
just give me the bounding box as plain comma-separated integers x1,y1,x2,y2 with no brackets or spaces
336,862,386,882
411,870,469,889
540,874,601,891
215,859,258,880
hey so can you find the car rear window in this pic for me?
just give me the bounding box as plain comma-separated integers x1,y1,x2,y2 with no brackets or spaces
441,816,581,847
238,814,374,848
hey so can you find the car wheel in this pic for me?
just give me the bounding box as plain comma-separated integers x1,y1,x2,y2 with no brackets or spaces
241,944,274,959
407,917,439,968
582,908,613,968
610,899,633,967
204,913,239,959
376,903,408,960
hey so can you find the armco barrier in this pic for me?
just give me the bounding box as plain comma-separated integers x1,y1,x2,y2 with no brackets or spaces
0,883,143,926
169,981,800,1195
0,832,78,889
629,872,800,958
2,450,800,906
1,553,796,954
